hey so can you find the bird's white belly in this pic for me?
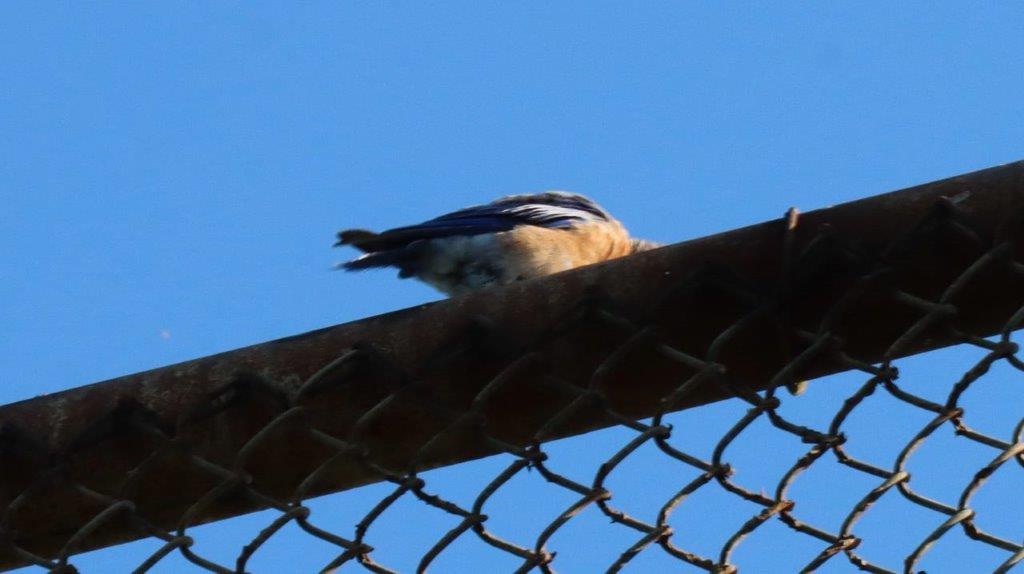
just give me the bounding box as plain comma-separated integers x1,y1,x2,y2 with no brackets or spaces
415,235,509,296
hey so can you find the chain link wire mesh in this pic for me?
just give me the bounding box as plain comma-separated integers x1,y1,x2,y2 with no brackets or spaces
2,167,1023,573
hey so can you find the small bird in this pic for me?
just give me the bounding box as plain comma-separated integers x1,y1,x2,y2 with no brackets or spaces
335,191,660,296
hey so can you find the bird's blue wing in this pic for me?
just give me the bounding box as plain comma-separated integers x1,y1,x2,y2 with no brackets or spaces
341,192,612,253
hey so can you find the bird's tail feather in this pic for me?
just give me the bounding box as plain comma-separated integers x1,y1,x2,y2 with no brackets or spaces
335,229,379,251
340,251,405,271
338,241,427,279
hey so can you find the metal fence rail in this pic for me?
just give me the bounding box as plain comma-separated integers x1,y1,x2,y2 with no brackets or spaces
2,161,1024,573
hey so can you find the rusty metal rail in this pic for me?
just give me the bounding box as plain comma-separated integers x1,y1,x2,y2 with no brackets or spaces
2,161,1024,572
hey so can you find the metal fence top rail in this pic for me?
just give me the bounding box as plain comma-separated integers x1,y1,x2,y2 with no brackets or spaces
1,160,1023,572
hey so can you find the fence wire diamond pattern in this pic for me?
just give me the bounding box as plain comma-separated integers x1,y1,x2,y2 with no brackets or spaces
2,168,1023,574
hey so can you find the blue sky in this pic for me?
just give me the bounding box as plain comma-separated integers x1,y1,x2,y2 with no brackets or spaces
2,3,1023,573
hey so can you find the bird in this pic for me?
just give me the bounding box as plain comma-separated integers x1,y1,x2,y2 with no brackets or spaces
335,191,661,297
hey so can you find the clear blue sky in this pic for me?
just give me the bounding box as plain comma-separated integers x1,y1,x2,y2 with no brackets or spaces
2,3,1023,573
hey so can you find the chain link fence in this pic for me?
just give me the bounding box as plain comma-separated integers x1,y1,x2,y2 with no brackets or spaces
2,163,1023,573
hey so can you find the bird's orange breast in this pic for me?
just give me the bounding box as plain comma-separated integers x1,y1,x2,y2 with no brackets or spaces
496,221,633,279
